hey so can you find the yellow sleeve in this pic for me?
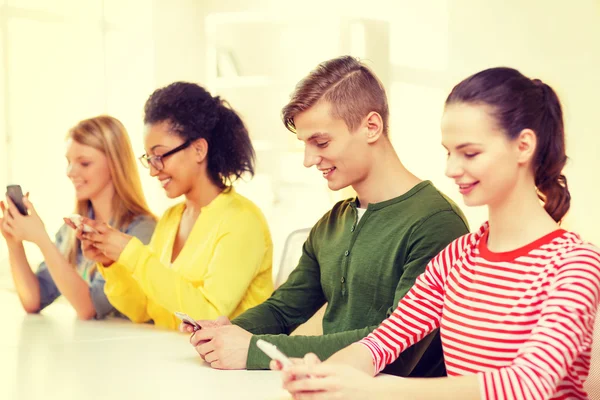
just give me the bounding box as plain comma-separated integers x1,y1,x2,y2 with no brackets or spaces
117,212,268,320
97,262,151,323
95,214,159,324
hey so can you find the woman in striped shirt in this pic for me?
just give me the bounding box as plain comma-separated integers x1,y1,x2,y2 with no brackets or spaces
275,67,600,400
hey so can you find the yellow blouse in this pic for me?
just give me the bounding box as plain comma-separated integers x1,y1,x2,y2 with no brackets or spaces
98,189,273,329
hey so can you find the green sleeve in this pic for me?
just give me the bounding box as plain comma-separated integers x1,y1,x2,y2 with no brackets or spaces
244,210,469,372
232,226,326,334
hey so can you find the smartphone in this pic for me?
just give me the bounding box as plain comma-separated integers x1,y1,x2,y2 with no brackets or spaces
256,339,293,368
66,214,98,233
174,311,201,331
6,185,28,216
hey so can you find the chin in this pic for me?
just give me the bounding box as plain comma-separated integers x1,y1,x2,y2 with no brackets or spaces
327,180,348,192
461,195,487,208
74,190,92,202
164,186,183,199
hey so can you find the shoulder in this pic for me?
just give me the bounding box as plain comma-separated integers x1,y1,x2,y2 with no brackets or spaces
546,233,600,308
304,198,355,235
125,214,157,234
222,191,269,229
403,184,471,243
320,198,354,222
408,182,468,225
554,233,600,276
432,223,487,263
148,203,185,229
160,203,185,219
55,223,71,239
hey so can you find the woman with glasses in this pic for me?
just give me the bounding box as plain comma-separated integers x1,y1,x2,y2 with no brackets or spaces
0,116,156,319
75,82,274,330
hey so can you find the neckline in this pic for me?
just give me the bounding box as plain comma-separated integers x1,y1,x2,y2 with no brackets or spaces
168,189,235,266
352,180,432,211
478,228,567,262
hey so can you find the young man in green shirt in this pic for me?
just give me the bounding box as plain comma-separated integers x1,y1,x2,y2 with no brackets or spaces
183,56,469,376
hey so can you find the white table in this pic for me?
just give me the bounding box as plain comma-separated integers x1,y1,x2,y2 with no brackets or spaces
0,290,290,400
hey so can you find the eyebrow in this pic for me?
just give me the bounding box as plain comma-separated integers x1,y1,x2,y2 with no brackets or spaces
304,132,330,141
441,142,482,150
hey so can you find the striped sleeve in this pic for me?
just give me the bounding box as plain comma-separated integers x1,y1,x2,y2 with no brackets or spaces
359,234,470,374
478,245,600,400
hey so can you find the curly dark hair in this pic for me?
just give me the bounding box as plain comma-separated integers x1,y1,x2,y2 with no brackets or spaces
143,82,255,189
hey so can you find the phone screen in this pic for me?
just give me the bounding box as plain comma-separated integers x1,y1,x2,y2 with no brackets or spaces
6,185,27,215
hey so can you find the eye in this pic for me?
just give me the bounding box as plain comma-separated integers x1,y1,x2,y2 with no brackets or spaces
81,162,91,167
316,142,329,148
464,153,479,159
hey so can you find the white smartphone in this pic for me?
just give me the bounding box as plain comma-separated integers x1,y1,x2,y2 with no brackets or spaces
67,214,98,233
174,311,201,331
256,339,293,368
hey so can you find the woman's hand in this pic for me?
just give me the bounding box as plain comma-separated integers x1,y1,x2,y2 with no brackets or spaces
0,200,20,246
79,217,132,263
1,196,49,246
279,354,381,400
80,235,115,266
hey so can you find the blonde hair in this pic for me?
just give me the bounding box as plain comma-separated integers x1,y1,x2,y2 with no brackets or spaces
64,115,156,266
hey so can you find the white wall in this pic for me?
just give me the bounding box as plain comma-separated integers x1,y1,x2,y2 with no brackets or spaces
1,0,599,285
0,0,202,280
442,0,600,243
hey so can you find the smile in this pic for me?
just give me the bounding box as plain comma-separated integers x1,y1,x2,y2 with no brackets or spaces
321,167,336,178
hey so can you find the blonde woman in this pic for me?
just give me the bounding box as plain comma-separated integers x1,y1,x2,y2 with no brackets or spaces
0,116,156,320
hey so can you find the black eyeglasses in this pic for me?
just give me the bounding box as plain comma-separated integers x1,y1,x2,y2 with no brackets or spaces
138,141,191,171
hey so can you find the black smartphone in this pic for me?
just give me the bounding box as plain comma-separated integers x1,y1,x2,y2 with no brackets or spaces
6,185,28,216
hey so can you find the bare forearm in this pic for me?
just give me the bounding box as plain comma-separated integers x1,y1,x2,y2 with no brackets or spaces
379,375,481,400
327,344,482,400
37,236,96,319
326,343,376,376
8,242,41,313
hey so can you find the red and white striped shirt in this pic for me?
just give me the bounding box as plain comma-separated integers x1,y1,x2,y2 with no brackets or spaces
360,223,600,400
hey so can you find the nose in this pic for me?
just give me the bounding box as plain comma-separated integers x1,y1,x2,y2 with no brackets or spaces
149,164,160,177
66,163,75,178
303,147,322,169
445,154,464,179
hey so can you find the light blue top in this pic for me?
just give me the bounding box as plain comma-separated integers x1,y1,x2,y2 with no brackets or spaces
35,213,156,319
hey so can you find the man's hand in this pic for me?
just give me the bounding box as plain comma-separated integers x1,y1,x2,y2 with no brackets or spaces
190,321,252,370
180,315,231,333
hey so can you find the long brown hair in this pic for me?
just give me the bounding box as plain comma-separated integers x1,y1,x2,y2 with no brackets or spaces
65,116,156,265
445,67,570,223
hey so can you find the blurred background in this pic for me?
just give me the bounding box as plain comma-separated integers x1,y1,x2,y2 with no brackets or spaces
0,0,599,286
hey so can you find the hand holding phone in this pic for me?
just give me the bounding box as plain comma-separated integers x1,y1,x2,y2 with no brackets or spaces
6,185,28,216
174,311,202,331
66,214,98,233
256,339,293,368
